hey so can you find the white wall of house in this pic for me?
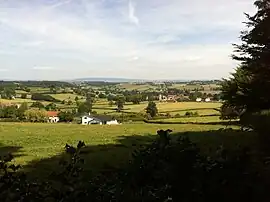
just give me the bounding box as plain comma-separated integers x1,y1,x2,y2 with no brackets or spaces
48,117,59,123
196,98,202,102
107,120,119,125
82,116,93,125
205,98,211,102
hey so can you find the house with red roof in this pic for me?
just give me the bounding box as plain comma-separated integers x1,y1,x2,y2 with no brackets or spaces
47,111,59,123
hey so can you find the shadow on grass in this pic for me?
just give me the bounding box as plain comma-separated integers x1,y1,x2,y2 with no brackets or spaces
0,143,24,158
144,120,240,126
21,129,258,180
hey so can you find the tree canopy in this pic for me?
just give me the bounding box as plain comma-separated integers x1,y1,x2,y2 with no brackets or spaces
222,0,270,112
146,101,158,118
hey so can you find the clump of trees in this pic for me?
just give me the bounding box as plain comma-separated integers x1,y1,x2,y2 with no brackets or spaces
0,103,28,120
45,103,57,111
115,96,125,112
185,111,199,117
0,87,16,99
221,0,270,131
58,111,74,122
31,93,60,102
21,93,27,99
24,109,48,122
222,0,270,112
77,93,95,114
146,101,158,118
31,102,45,109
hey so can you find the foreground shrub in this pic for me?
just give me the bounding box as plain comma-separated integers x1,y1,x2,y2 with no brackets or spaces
241,110,270,152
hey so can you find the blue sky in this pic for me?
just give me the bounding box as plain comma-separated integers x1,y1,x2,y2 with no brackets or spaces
0,0,255,80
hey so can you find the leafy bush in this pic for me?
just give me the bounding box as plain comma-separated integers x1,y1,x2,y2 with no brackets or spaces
58,111,74,122
174,113,181,118
45,103,57,111
21,93,27,99
31,101,45,109
24,109,48,122
185,111,199,117
240,110,270,152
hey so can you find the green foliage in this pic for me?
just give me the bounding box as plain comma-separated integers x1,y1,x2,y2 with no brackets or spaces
77,102,91,114
98,93,106,99
108,100,114,107
185,111,199,117
58,111,74,122
20,93,27,99
0,87,16,99
17,102,28,120
31,101,45,109
24,109,48,122
146,101,158,118
0,105,17,119
126,94,143,104
222,1,270,111
115,96,125,112
0,130,266,201
45,103,57,111
240,110,270,151
219,104,241,120
67,100,73,105
31,93,60,102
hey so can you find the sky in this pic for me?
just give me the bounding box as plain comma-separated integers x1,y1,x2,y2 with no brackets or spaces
0,0,256,80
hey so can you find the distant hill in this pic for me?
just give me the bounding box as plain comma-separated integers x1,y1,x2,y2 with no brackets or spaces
73,77,150,83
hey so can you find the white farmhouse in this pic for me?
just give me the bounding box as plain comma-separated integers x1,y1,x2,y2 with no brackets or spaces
81,114,119,125
196,98,202,102
47,111,60,123
205,98,211,102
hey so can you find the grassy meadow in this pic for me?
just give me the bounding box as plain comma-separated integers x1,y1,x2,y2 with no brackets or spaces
0,91,226,178
0,120,250,179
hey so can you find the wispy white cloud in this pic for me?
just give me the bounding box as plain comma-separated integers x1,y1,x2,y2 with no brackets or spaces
21,40,45,47
32,66,55,70
0,69,8,72
128,0,139,26
0,0,256,80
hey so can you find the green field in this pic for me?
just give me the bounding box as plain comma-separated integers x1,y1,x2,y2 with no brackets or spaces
49,93,85,101
0,121,247,178
122,102,220,113
154,116,226,123
117,83,221,92
91,101,221,115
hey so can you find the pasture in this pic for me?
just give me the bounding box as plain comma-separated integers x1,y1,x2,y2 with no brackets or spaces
90,101,221,115
0,121,251,179
117,102,220,114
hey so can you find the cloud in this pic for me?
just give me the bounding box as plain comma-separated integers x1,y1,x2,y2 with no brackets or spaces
0,0,256,80
128,0,139,25
32,66,55,70
21,41,44,47
0,69,8,72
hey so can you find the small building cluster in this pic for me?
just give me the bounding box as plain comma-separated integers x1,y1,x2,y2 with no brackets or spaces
81,113,119,125
46,111,119,125
196,98,211,102
159,94,179,102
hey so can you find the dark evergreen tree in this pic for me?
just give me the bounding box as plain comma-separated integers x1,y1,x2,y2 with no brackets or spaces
222,0,270,112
